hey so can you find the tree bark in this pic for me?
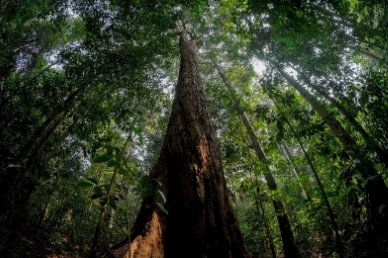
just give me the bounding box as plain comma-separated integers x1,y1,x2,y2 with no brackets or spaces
214,62,299,258
111,31,250,258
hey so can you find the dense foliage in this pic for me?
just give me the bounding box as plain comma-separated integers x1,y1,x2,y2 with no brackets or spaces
1,0,388,257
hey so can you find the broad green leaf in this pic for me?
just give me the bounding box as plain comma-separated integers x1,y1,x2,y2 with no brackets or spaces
99,199,107,206
364,175,381,189
107,159,121,167
155,189,166,203
87,178,98,184
295,10,303,18
118,168,130,176
106,144,117,155
91,193,104,199
8,164,22,168
93,186,102,195
78,181,93,188
102,184,110,193
152,178,162,186
93,153,112,163
156,202,168,215
92,142,102,150
378,204,386,214
235,140,244,146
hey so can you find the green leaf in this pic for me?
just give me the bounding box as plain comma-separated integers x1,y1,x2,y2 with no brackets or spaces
353,159,361,164
378,204,386,214
152,179,162,187
107,159,121,167
296,10,303,18
93,153,112,163
130,124,143,134
100,199,107,206
102,184,110,193
248,187,256,193
91,193,104,199
156,202,168,215
78,181,93,188
118,168,130,176
93,186,102,195
366,175,380,182
235,140,244,146
87,178,98,184
8,164,22,168
91,142,102,152
155,189,166,203
364,175,381,189
105,144,117,155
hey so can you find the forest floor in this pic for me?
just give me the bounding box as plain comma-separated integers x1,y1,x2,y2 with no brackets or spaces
1,224,388,257
0,227,84,258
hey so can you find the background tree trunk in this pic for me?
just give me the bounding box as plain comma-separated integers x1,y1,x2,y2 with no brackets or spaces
271,96,345,258
280,140,308,201
214,62,299,258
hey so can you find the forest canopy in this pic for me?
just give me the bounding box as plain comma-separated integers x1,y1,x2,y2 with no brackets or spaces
1,0,388,257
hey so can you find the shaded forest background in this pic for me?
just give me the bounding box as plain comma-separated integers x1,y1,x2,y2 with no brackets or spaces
1,0,388,257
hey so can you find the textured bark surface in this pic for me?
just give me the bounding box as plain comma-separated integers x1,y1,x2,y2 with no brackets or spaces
111,32,250,258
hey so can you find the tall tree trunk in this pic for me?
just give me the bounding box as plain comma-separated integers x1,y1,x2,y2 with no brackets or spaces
214,62,299,258
109,208,115,229
18,84,91,161
277,67,388,224
0,83,108,224
41,86,111,173
292,66,388,167
247,155,277,258
111,31,250,258
256,187,277,258
0,85,89,217
279,140,308,200
271,97,344,258
37,175,61,226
